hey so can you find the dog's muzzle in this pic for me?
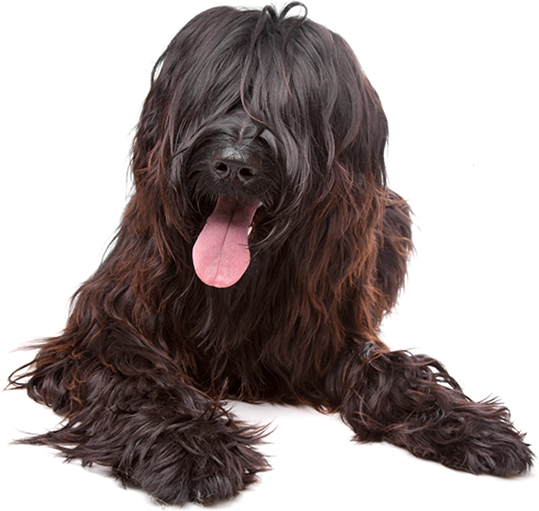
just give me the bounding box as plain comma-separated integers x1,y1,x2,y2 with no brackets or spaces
192,145,264,289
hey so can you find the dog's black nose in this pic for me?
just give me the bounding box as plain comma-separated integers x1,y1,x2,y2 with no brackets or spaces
211,147,260,184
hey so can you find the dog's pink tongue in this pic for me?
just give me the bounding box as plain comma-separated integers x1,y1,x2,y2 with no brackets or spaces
193,196,259,288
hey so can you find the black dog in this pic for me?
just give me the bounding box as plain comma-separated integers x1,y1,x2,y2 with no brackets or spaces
10,3,533,506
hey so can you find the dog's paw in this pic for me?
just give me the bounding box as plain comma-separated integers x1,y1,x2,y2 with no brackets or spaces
187,454,262,505
399,399,534,477
116,413,270,505
439,410,534,477
183,424,270,505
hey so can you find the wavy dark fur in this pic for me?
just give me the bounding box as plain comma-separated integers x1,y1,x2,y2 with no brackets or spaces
9,3,533,505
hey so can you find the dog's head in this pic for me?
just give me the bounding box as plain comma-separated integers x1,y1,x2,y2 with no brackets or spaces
128,3,388,289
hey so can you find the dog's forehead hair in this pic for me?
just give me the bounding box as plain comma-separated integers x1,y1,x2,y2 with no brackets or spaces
237,116,259,144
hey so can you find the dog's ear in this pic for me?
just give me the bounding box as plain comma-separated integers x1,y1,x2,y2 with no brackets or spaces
321,33,389,191
240,15,388,194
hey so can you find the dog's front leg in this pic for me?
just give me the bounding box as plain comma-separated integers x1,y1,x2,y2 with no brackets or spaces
13,347,268,506
327,342,533,476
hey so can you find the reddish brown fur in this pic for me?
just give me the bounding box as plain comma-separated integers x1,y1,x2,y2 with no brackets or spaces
9,4,532,506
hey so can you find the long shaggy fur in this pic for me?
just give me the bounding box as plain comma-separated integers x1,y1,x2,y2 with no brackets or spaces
10,3,533,505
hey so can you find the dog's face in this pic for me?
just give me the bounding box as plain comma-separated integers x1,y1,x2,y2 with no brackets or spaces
184,112,282,287
130,5,389,291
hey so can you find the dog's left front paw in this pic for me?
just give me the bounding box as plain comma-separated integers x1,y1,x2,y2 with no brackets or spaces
440,409,533,477
402,399,534,477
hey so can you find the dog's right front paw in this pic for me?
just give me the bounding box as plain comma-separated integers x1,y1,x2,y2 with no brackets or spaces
117,414,270,506
184,429,269,505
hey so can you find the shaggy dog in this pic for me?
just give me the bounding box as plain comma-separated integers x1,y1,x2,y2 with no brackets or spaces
10,3,533,506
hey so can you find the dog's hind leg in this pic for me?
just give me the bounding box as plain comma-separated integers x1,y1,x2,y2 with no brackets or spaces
375,189,414,315
326,343,534,476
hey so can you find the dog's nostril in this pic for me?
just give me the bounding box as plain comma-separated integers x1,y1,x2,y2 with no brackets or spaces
214,162,229,175
239,167,255,180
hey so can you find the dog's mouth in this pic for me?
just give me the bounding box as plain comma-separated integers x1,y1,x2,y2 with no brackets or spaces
192,196,264,288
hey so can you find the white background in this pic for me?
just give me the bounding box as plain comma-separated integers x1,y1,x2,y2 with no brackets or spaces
1,0,538,509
